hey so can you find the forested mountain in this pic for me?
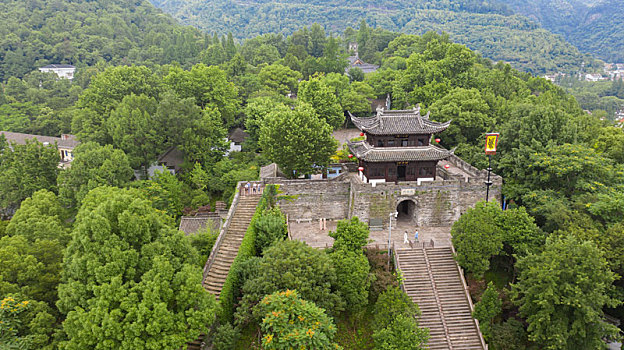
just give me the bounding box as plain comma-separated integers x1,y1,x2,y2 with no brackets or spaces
149,0,596,74
0,0,209,81
2,20,624,347
501,0,624,62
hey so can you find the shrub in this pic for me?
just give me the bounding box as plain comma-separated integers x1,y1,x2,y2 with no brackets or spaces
254,290,342,350
212,323,238,350
236,240,343,326
329,217,370,252
331,249,371,314
187,226,218,267
371,287,428,350
373,286,420,331
254,207,288,254
365,248,398,304
372,314,428,350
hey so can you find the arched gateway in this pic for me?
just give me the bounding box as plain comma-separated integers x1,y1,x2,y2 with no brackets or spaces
396,199,416,222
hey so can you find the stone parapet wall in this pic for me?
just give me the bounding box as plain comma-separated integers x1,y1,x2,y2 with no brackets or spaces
265,158,502,228
266,179,351,221
350,178,500,227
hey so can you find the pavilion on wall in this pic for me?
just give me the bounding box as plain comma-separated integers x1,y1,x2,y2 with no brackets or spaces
348,106,453,184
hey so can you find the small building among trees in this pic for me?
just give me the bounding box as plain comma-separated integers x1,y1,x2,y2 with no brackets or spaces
348,106,453,184
38,64,76,80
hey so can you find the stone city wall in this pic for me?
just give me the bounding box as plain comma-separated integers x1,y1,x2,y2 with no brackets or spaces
264,160,502,227
265,178,351,221
266,175,501,227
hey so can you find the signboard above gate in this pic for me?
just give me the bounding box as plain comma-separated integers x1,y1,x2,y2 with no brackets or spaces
401,189,416,196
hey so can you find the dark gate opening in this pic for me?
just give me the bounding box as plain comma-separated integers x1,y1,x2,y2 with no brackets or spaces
396,200,415,222
397,166,406,181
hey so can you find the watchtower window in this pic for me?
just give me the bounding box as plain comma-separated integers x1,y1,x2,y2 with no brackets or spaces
401,139,408,147
377,140,384,147
388,140,395,147
417,138,424,146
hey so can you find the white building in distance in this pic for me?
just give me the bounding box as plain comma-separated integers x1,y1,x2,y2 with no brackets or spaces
39,64,76,80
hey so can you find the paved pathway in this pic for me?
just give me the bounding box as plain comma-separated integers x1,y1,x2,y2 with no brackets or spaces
289,220,452,248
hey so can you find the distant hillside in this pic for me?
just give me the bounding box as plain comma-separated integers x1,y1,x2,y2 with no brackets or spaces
0,0,209,81
149,0,594,74
500,0,624,62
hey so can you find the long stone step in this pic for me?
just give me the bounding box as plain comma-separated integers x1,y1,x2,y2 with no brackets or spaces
396,247,486,350
201,195,260,299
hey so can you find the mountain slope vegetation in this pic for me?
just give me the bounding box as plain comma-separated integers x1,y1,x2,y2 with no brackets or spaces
501,0,624,62
0,0,209,81
149,0,595,74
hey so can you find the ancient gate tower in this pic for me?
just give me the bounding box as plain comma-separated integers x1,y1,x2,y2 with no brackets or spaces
348,106,453,185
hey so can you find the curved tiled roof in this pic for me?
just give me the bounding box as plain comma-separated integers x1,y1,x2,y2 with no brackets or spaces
351,105,451,135
348,140,453,162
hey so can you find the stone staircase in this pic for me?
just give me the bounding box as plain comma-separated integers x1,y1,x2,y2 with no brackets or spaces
202,195,259,299
396,246,486,350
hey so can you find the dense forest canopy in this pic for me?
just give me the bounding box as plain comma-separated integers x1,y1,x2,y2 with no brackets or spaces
501,0,624,62
1,0,624,345
148,0,598,74
0,0,209,81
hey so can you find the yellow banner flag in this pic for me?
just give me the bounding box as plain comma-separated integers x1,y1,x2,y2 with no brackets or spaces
485,133,499,155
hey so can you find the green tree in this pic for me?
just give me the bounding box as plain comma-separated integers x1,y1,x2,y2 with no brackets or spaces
186,225,218,268
237,240,343,324
593,126,624,164
372,314,428,350
0,139,59,210
329,217,370,252
163,64,240,128
348,67,364,82
512,236,620,349
429,88,494,147
153,91,203,151
330,250,371,314
259,104,337,178
244,96,291,147
133,169,186,218
258,63,302,94
254,290,342,350
472,282,502,341
107,93,160,171
298,75,345,129
371,286,428,349
0,235,64,308
73,66,161,144
57,142,133,208
57,187,216,349
373,286,419,329
0,295,57,350
254,207,288,254
451,202,503,276
5,189,68,243
180,107,229,167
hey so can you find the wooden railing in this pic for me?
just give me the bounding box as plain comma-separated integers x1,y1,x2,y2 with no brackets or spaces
450,244,488,350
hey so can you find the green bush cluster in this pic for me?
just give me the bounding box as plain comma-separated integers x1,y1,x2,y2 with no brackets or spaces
371,286,429,350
